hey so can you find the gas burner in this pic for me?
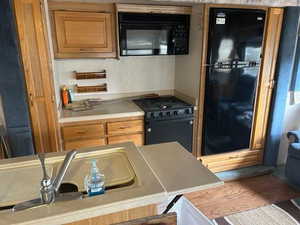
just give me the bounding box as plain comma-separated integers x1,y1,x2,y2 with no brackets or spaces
133,96,194,121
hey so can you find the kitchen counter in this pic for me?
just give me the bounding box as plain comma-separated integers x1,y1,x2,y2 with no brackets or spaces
0,142,222,225
59,99,144,123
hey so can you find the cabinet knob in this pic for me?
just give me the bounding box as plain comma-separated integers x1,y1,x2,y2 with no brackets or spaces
190,121,193,125
147,128,152,133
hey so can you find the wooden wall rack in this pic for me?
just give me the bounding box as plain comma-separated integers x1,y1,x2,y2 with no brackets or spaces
76,84,107,93
75,70,107,80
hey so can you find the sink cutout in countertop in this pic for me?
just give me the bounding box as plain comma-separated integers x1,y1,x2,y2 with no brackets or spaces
0,148,136,208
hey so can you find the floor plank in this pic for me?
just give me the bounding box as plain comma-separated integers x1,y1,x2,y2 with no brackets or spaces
185,175,300,219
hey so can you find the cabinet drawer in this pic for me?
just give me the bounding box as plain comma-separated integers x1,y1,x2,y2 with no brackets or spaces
64,138,106,150
107,120,143,135
108,134,144,147
62,124,105,141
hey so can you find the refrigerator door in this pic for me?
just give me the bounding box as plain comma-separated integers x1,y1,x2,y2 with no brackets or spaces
203,8,266,155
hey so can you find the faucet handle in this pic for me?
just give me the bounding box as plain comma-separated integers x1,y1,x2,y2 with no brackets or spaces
38,153,50,182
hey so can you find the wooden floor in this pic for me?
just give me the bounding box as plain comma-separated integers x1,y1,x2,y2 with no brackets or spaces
185,175,300,219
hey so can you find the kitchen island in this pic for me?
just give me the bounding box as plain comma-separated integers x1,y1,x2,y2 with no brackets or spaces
0,142,222,225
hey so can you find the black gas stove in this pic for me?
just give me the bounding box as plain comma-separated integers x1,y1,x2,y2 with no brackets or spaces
134,96,194,153
133,96,194,121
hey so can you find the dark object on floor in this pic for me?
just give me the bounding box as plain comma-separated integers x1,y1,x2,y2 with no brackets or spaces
286,131,300,187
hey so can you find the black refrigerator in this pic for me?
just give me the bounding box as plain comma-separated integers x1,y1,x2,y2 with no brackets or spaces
202,8,266,155
0,0,34,157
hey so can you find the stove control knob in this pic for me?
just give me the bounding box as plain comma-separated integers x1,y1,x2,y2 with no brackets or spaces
159,112,163,117
147,128,152,133
185,109,191,114
166,111,171,116
174,111,178,116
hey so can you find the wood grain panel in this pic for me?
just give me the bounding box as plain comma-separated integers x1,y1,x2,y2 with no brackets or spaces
54,11,113,53
61,123,105,141
200,149,263,173
48,1,115,12
185,175,300,219
50,2,117,59
113,213,177,225
14,0,60,153
108,134,144,147
250,8,284,150
64,138,106,150
116,4,192,14
64,204,157,225
107,120,143,136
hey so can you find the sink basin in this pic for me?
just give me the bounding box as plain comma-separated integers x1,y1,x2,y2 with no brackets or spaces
0,147,136,208
57,148,136,192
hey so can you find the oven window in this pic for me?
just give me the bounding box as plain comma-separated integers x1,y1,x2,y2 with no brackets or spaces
125,29,169,55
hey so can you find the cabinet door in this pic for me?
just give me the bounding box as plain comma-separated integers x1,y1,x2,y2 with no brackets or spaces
108,134,144,147
54,11,114,55
14,0,60,153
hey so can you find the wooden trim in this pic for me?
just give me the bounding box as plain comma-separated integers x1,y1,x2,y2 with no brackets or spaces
200,149,263,173
195,4,210,158
205,4,268,11
250,8,284,150
48,1,115,13
116,4,192,15
194,4,277,172
14,0,60,153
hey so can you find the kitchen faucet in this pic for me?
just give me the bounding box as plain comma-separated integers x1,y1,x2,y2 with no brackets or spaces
13,150,82,211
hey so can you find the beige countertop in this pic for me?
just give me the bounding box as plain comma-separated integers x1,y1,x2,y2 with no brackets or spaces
59,99,144,123
0,142,222,225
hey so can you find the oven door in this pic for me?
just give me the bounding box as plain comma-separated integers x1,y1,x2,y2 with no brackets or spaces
145,117,194,153
119,23,174,56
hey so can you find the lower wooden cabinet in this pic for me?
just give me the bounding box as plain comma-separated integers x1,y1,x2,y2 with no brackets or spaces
64,204,156,225
108,134,144,147
61,116,144,150
64,138,106,150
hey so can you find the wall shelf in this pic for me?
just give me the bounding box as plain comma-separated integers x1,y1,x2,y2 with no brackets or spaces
76,84,107,93
75,70,106,80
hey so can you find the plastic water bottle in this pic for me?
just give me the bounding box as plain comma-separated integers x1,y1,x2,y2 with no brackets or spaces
84,159,105,196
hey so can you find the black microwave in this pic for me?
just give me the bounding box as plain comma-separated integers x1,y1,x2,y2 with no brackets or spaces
118,12,190,56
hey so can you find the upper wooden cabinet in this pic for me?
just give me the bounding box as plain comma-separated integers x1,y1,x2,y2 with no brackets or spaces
49,3,117,58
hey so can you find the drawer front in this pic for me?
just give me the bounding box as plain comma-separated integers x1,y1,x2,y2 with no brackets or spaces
107,120,143,136
64,138,106,150
62,124,105,141
108,134,144,147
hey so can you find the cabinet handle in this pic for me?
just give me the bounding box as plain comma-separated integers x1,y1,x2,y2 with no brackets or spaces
79,48,90,52
76,130,87,135
119,126,130,129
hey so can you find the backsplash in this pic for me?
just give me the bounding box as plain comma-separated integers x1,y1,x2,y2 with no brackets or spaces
54,56,175,100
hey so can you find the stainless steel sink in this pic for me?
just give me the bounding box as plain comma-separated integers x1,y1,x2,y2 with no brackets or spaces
0,147,137,211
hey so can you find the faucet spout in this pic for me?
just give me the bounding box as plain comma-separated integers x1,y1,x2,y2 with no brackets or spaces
53,150,77,193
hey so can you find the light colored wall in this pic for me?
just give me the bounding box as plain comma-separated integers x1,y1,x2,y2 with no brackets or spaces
174,5,203,103
277,93,300,165
55,56,175,100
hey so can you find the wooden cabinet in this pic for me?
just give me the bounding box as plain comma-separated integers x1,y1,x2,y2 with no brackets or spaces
61,117,144,150
107,120,144,136
14,0,60,153
49,2,117,58
108,134,144,147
